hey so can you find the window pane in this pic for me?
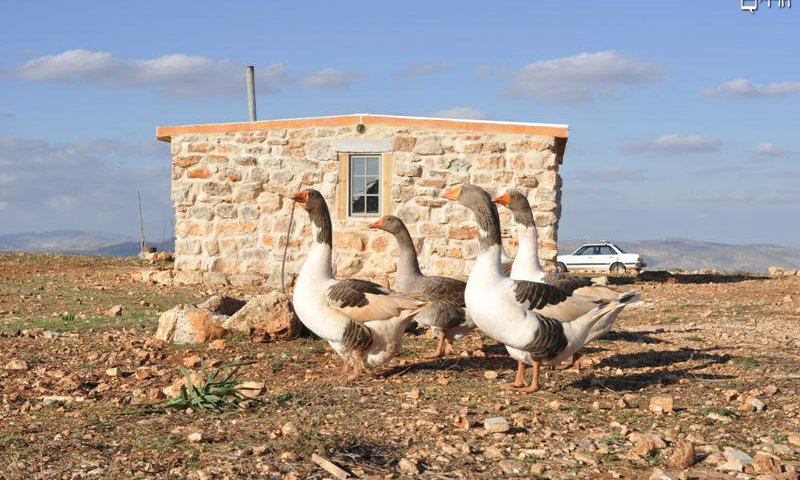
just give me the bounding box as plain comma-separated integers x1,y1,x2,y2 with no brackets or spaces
365,177,380,195
366,158,380,176
352,157,366,175
366,196,379,213
351,195,365,214
350,175,365,197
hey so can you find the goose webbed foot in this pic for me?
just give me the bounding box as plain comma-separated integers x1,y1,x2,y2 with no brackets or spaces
557,352,583,370
518,361,541,393
443,339,455,356
424,331,447,359
510,361,527,388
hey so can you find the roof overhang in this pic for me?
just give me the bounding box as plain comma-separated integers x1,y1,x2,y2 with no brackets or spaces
156,113,569,142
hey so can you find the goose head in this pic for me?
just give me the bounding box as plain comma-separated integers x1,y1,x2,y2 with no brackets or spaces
494,190,535,228
368,215,406,235
290,188,332,245
441,184,502,249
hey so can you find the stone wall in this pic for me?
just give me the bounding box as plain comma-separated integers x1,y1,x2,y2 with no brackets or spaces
166,123,564,287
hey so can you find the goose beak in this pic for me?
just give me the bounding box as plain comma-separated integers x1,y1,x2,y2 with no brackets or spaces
290,191,308,203
368,218,384,229
493,192,511,206
441,185,463,202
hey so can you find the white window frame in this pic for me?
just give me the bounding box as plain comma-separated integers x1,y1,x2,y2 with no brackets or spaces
348,154,382,217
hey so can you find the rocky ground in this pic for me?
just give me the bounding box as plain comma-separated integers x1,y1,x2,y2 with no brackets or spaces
1,253,800,479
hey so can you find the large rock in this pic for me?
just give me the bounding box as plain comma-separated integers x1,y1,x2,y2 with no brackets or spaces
198,295,247,316
155,305,226,344
222,291,301,340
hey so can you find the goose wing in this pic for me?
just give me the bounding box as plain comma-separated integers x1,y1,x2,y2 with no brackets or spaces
327,279,426,323
541,272,592,295
501,261,513,277
511,279,607,322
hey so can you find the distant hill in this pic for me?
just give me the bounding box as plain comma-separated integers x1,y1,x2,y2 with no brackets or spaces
2,231,798,272
0,230,174,257
0,230,133,253
559,238,800,273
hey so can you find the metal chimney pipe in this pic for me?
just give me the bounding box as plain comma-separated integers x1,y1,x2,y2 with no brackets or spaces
246,66,257,121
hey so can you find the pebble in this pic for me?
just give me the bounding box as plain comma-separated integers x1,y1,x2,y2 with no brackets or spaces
788,433,800,447
484,417,510,433
238,381,265,399
752,451,782,474
187,432,203,443
670,440,696,469
280,422,299,438
182,356,201,368
747,397,767,412
719,447,752,472
4,359,28,371
484,370,498,380
398,458,420,475
649,395,674,414
208,339,226,350
649,469,678,480
105,367,119,377
484,446,504,460
707,413,732,423
106,305,123,317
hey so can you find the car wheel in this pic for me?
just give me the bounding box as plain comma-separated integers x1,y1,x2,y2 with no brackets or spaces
556,262,568,273
610,262,627,275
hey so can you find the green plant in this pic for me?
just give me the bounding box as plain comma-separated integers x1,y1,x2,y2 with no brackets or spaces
703,406,739,419
733,356,760,367
156,360,262,412
60,312,76,322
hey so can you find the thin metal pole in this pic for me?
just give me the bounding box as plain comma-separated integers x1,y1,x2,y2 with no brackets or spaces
137,192,146,253
246,66,257,121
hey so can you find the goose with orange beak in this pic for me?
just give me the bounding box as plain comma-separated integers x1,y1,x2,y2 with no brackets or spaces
369,215,473,358
493,190,640,368
290,188,429,380
440,184,635,392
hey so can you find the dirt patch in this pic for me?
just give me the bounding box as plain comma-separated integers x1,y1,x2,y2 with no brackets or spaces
1,253,799,478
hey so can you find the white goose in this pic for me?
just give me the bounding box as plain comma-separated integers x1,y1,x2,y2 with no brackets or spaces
442,184,636,392
291,189,427,380
494,190,640,368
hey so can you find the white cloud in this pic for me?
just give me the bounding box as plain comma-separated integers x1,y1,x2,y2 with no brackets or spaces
705,78,800,98
623,134,722,154
431,106,488,120
299,68,360,90
14,49,287,97
0,136,171,234
507,51,663,103
689,189,800,204
751,143,794,158
569,166,645,182
401,62,454,77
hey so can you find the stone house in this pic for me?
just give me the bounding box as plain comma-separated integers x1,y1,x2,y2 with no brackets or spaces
156,114,569,287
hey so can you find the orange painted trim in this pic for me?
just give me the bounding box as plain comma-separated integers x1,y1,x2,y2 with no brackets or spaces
156,114,568,141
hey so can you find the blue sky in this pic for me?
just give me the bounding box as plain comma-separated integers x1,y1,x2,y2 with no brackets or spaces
1,1,798,246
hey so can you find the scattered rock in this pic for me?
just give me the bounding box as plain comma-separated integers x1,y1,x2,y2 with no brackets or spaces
4,359,28,371
788,433,800,447
741,397,767,412
484,417,510,433
155,305,226,344
649,395,674,414
280,421,299,438
629,432,666,458
198,295,247,316
483,370,498,380
106,305,123,317
670,440,696,469
649,468,678,480
105,367,119,377
238,381,265,399
592,276,609,286
548,400,563,411
719,447,752,472
208,339,226,350
182,355,201,368
222,291,301,341
724,389,739,402
398,458,420,475
187,432,203,443
752,451,782,474
706,412,733,423
484,446,504,460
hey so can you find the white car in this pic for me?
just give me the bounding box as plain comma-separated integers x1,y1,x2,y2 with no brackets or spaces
557,242,645,274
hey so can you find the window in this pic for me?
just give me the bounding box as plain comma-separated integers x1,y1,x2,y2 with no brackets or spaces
575,246,590,255
598,246,615,255
349,154,381,216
